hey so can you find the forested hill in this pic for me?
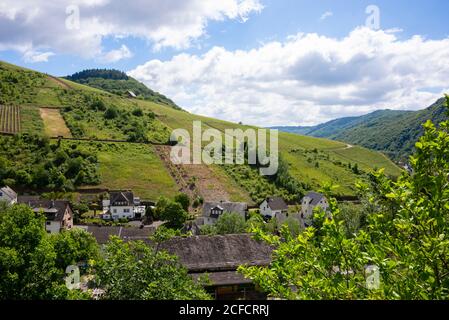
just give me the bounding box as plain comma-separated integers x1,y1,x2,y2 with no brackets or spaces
273,97,448,162
66,69,181,110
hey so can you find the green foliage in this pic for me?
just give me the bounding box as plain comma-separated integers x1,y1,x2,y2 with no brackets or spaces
51,229,99,270
239,96,449,300
174,193,190,211
214,212,247,235
59,90,171,143
155,197,189,229
96,237,210,300
0,135,100,191
0,205,94,299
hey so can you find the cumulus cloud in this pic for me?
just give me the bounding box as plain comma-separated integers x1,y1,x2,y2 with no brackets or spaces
0,0,263,57
100,45,133,63
23,50,55,63
128,27,449,126
320,11,333,21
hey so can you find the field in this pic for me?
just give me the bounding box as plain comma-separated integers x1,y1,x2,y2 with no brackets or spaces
40,108,72,137
74,141,178,200
0,105,20,134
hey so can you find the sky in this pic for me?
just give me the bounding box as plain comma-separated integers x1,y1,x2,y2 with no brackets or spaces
1,0,449,126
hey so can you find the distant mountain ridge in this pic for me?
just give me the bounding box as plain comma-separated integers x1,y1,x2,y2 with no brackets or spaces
273,97,448,161
65,69,182,110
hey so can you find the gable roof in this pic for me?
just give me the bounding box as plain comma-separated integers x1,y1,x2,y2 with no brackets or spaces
83,225,154,244
109,191,134,206
0,186,17,200
264,197,288,211
303,192,326,206
157,234,272,273
20,199,71,222
202,202,247,218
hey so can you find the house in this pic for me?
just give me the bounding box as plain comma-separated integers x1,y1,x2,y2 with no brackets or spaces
200,201,248,225
21,199,73,234
127,90,137,98
157,234,273,300
300,192,329,227
259,196,288,220
0,186,17,206
101,191,145,221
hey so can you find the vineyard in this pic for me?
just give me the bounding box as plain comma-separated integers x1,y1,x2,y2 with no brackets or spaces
0,105,21,134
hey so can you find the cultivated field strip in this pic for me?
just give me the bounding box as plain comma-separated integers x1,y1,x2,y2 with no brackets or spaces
0,105,21,134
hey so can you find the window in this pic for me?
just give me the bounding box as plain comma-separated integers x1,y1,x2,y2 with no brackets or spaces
124,209,130,213
113,209,117,213
46,221,51,225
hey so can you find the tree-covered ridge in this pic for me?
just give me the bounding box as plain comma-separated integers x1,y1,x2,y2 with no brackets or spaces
65,69,181,110
66,69,129,81
275,97,448,162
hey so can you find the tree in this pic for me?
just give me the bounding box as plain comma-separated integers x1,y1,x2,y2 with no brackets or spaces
174,193,190,211
155,197,188,229
239,96,449,300
0,205,81,299
104,106,119,119
96,237,210,300
51,229,99,271
214,212,247,235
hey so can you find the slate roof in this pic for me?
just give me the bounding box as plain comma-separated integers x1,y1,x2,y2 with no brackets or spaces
202,202,247,218
304,192,326,206
265,196,288,211
157,234,272,273
20,199,71,222
109,191,134,206
0,186,17,200
83,225,154,244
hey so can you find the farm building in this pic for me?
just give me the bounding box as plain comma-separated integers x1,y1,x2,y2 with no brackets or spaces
77,225,155,245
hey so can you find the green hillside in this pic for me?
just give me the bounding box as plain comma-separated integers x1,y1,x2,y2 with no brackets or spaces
65,69,181,110
0,60,401,201
274,98,448,161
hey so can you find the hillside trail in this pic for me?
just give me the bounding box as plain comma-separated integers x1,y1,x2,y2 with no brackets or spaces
154,146,232,211
47,75,72,90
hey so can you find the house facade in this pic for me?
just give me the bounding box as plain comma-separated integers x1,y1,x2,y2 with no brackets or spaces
0,186,17,206
21,199,73,234
200,201,248,225
301,192,329,227
101,191,145,220
259,196,288,220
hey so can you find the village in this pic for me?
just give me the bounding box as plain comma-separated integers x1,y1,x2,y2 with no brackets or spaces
0,184,330,300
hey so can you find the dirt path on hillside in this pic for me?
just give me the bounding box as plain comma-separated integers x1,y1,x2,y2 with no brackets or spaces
47,76,71,89
154,146,231,207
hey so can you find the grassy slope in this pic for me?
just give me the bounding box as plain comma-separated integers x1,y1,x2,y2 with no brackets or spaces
0,60,401,198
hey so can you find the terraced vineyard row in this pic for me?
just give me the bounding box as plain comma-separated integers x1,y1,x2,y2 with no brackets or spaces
0,105,21,134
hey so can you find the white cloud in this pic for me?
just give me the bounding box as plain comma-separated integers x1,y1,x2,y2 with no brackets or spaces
0,0,263,57
128,27,449,126
23,50,55,63
320,11,333,21
100,45,133,63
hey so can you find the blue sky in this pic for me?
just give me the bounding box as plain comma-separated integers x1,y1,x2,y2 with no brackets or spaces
1,0,449,125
